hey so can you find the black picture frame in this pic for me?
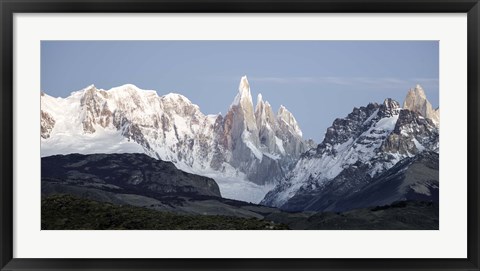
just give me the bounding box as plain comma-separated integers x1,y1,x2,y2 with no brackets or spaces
1,0,479,270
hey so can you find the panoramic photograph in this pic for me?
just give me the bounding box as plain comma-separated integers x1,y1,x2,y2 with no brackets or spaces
41,41,439,230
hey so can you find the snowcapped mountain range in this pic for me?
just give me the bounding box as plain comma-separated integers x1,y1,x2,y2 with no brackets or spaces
41,77,439,209
41,76,312,203
261,85,439,211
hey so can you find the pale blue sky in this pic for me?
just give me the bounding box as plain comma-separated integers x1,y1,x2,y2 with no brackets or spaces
41,41,439,142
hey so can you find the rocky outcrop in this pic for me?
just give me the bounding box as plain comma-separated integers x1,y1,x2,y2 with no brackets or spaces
40,110,55,139
42,153,221,197
380,98,401,118
403,84,439,124
382,109,439,155
255,94,278,152
80,86,113,133
276,105,305,161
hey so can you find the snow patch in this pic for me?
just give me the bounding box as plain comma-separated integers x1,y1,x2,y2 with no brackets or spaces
176,162,272,203
363,109,379,124
410,183,432,196
242,131,263,161
214,175,275,204
41,127,145,157
413,138,425,152
263,153,280,160
275,137,285,155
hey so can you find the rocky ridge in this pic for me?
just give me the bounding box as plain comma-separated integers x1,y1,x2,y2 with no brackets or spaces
261,85,439,211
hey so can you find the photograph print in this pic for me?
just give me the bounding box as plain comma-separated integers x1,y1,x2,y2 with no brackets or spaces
41,41,439,230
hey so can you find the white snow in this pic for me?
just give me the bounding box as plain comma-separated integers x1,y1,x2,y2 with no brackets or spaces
413,138,425,152
242,131,263,161
410,183,432,196
245,141,263,161
277,105,303,137
41,78,308,205
263,152,280,160
41,127,145,157
256,93,263,107
231,75,252,107
175,162,272,203
275,137,286,155
41,82,282,204
373,114,399,131
267,114,403,207
363,109,379,124
212,175,275,204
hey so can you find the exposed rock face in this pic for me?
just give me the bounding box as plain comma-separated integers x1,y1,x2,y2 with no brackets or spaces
403,84,439,124
42,153,221,197
223,76,262,174
380,98,401,118
276,105,305,162
41,76,311,197
262,87,439,211
230,76,260,146
280,151,438,212
255,94,278,152
80,86,113,133
215,76,310,184
329,151,439,211
382,109,439,155
40,110,55,139
321,103,380,149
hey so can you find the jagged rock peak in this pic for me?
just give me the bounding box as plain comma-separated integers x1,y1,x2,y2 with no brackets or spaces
255,94,265,119
413,84,427,98
240,75,250,92
83,84,97,93
255,94,274,115
404,85,427,107
256,93,263,106
403,84,439,124
383,98,401,110
380,98,401,118
68,84,96,97
277,105,303,137
255,93,277,136
232,75,253,107
277,105,288,116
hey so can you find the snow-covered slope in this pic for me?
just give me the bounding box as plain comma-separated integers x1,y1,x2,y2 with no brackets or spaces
261,86,439,210
41,76,311,203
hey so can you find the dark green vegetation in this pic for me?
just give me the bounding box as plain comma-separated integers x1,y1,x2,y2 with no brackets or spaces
268,201,438,230
42,194,288,230
42,194,438,230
